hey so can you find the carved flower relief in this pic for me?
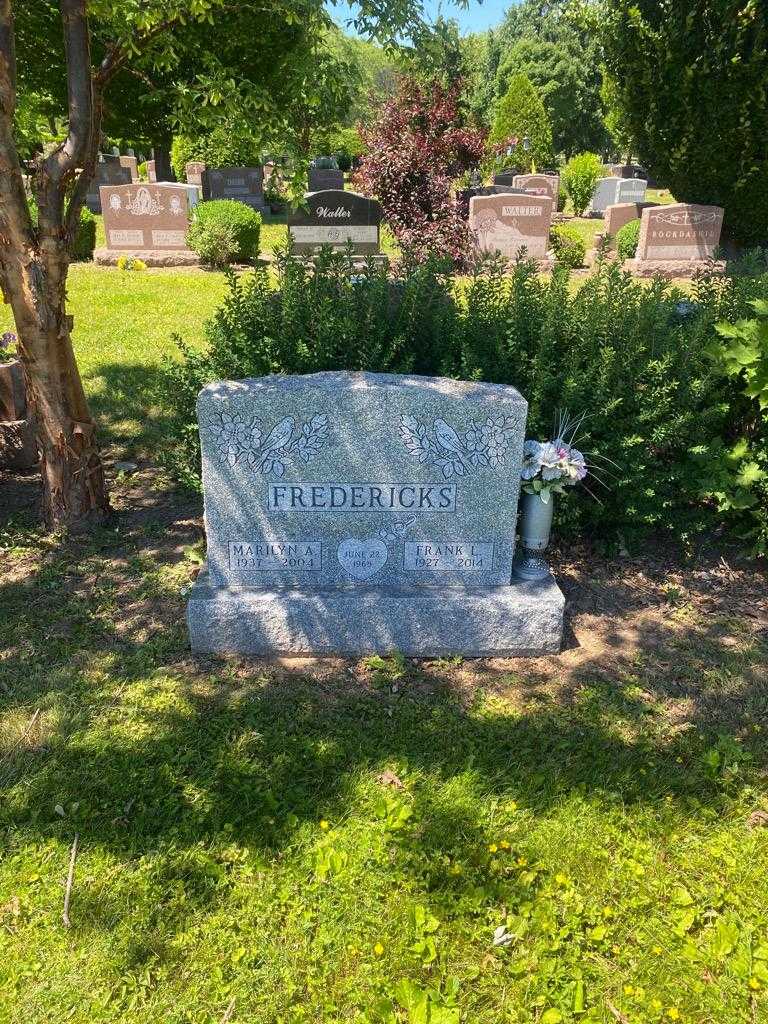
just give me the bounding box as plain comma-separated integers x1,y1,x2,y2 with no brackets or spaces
400,413,518,478
203,410,328,476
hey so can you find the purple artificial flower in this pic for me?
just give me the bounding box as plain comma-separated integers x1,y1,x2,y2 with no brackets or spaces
0,331,16,351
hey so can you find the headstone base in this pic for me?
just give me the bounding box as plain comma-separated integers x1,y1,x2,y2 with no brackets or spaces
94,248,201,268
187,569,565,657
0,418,37,470
624,258,725,279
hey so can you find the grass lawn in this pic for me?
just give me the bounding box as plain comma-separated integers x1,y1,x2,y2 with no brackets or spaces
1,243,767,1021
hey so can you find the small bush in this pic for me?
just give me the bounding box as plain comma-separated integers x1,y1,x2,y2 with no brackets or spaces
186,200,261,267
550,224,586,268
616,218,641,260
157,250,768,552
561,152,604,216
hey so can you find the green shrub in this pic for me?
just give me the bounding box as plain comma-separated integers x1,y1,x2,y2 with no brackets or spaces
157,250,768,549
186,200,261,267
616,218,641,260
27,196,95,261
549,224,586,269
561,152,603,216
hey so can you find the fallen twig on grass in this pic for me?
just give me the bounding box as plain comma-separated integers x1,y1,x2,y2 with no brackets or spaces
607,1002,630,1024
62,833,79,928
219,997,236,1023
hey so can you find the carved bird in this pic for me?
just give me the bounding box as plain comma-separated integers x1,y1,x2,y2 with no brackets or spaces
433,418,466,459
261,416,295,453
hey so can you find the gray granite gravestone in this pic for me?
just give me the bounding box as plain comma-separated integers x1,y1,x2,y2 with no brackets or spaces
287,191,381,255
84,155,131,213
309,168,345,191
588,177,621,216
615,178,647,204
187,371,564,656
202,166,268,212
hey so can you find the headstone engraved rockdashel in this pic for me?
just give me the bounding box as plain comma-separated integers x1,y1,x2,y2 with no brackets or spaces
635,203,724,262
287,191,381,255
202,166,268,211
187,372,565,655
469,193,554,261
101,183,192,250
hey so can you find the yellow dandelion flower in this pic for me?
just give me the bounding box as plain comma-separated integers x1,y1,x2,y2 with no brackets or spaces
488,843,498,853
667,1008,680,1020
374,942,385,956
517,856,528,866
624,985,634,996
602,907,615,918
651,999,662,1010
653,945,663,955
635,987,645,1000
500,840,511,850
319,819,329,830
748,978,761,991
612,944,621,954
508,801,518,812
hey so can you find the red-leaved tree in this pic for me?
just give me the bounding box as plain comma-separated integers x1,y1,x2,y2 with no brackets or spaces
354,77,485,268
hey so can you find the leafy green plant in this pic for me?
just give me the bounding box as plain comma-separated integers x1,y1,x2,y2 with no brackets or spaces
616,218,641,260
549,223,586,269
186,200,261,267
561,152,603,216
157,252,768,548
487,73,553,172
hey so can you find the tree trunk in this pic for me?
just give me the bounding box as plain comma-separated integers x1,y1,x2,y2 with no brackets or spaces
1,242,110,529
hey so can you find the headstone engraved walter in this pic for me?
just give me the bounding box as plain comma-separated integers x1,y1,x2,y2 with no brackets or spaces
470,193,554,261
308,168,345,191
513,173,559,201
635,203,724,262
187,372,565,655
288,190,381,256
100,183,192,250
202,166,268,212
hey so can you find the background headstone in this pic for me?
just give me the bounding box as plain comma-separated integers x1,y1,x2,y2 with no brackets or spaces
147,159,157,183
101,183,192,251
85,155,131,213
185,161,206,187
119,155,139,182
493,170,519,187
635,203,724,262
308,168,345,191
188,371,564,655
287,190,381,255
615,178,647,204
603,201,659,239
588,177,621,215
470,193,554,260
513,173,560,202
202,166,268,212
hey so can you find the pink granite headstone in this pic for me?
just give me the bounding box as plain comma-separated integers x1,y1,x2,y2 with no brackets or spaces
635,203,724,262
470,193,554,260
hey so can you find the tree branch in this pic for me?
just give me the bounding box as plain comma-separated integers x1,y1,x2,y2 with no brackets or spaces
46,0,94,181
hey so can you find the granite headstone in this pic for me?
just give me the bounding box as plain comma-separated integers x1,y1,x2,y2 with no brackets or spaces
147,159,157,183
309,168,345,192
202,166,268,211
512,173,559,202
588,177,621,215
288,190,381,255
603,201,658,239
615,178,647,204
119,155,139,182
470,193,554,261
635,203,724,262
85,156,131,213
101,183,192,251
185,161,206,187
187,371,564,655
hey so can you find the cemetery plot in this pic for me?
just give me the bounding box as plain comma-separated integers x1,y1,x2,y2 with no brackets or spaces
470,193,554,260
288,191,382,255
188,371,564,655
100,184,193,251
635,203,724,262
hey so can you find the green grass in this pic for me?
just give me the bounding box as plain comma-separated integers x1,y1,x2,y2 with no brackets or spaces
1,214,767,1022
1,519,767,1023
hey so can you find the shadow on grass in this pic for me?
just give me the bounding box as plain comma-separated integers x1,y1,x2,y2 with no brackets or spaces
0,484,766,946
84,360,179,458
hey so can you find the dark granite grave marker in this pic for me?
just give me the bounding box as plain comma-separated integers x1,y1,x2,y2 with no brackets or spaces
288,190,381,255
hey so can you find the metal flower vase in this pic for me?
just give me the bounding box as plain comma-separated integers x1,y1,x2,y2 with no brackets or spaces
513,490,554,581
